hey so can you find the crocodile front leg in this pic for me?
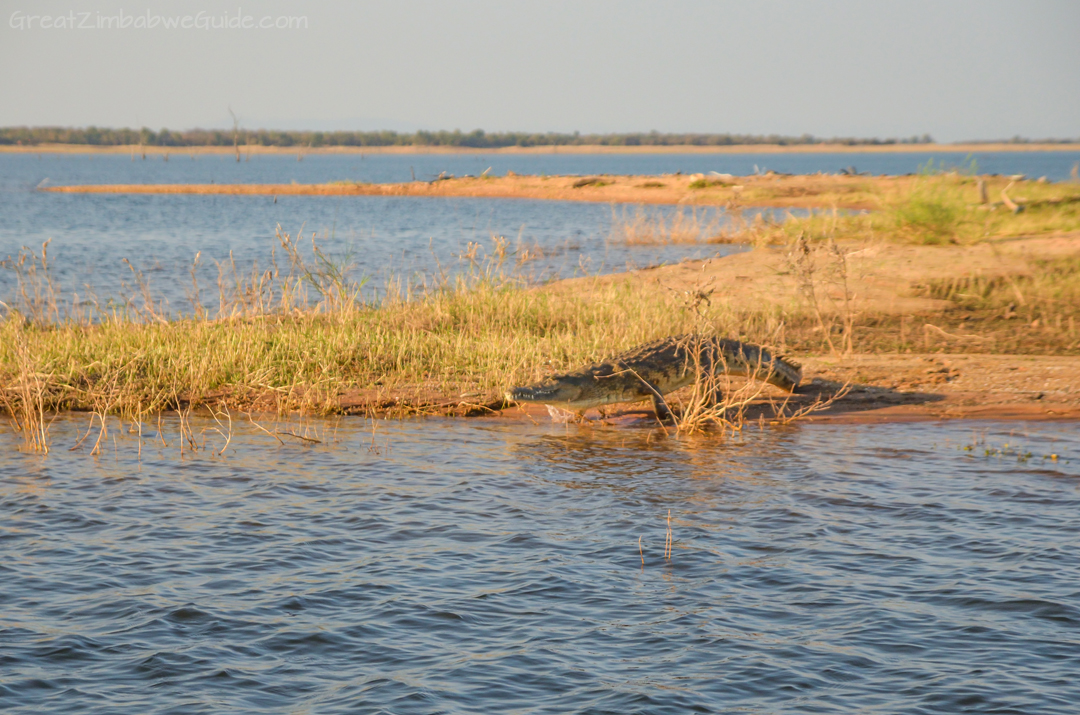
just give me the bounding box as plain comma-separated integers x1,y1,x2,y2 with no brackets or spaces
546,404,581,423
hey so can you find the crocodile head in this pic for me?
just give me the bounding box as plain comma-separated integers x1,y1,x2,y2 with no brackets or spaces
504,379,584,407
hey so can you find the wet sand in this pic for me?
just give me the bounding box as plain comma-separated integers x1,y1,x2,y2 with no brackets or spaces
493,397,1080,427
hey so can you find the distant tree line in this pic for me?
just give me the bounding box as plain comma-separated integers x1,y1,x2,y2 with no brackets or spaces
0,126,953,148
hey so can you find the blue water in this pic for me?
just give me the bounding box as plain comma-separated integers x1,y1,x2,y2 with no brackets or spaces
14,148,1080,185
0,153,763,313
1,416,1078,714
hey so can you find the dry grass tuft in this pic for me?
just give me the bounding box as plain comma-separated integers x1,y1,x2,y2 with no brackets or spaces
0,331,53,453
610,204,723,244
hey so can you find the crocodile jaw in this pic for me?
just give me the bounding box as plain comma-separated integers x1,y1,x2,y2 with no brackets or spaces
505,381,584,408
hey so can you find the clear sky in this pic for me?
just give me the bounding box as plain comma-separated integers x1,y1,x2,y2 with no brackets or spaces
1,0,1077,141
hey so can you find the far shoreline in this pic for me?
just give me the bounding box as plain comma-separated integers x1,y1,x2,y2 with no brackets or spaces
4,142,1080,156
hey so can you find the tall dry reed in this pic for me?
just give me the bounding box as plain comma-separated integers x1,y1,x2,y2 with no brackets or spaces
610,204,723,244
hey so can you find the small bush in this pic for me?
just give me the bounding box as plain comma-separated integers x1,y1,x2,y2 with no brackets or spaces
688,178,729,190
891,192,964,244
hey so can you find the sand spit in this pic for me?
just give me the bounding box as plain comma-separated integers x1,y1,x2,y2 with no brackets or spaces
38,173,948,210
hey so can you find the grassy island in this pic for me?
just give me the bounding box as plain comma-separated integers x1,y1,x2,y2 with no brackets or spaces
5,170,1080,451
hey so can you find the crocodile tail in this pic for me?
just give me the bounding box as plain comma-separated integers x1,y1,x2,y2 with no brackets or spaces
711,338,802,392
767,354,802,392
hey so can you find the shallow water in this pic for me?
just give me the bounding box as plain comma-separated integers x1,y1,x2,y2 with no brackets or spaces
2,416,1078,714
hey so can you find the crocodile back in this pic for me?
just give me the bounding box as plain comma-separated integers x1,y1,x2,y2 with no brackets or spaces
506,334,802,410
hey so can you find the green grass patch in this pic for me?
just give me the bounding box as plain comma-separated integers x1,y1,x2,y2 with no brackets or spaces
728,173,1080,246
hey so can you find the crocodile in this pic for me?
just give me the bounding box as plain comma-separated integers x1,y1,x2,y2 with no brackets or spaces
505,335,801,420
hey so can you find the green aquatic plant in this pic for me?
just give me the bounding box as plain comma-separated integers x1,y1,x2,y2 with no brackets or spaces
889,168,967,244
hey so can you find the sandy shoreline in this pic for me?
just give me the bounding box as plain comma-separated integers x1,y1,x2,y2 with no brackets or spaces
487,395,1080,427
291,235,1080,425
8,142,1080,155
324,348,1080,425
530,235,1080,425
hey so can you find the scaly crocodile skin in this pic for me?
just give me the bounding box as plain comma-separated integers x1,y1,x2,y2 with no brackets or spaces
505,335,801,417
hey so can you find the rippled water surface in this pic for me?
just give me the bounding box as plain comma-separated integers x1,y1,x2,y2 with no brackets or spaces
2,417,1078,714
1,153,767,311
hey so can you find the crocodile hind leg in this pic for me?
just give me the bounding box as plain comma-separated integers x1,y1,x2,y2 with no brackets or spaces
695,368,726,409
649,391,675,422
633,376,674,422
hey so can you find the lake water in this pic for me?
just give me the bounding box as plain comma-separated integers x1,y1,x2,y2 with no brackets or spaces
2,416,1078,714
2,150,1077,312
0,153,766,313
15,148,1080,185
4,149,1080,713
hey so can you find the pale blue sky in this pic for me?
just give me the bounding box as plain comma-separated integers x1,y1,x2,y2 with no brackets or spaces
1,0,1077,141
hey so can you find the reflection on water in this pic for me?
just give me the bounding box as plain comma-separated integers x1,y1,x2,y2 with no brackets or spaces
2,416,1078,713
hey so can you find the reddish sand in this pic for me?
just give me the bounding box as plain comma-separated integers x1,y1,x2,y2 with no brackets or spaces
40,173,911,210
